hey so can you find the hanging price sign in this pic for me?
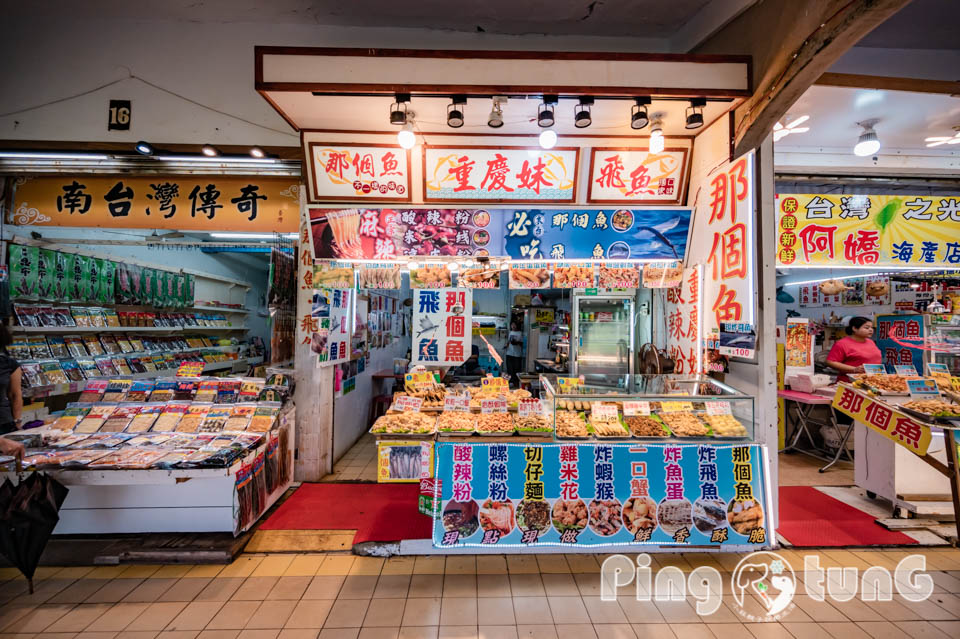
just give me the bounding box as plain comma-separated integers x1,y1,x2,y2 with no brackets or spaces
444,394,470,412
393,396,424,412
481,398,508,413
481,376,509,390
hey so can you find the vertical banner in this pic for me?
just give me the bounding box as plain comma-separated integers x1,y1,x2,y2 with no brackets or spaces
412,287,473,367
875,314,925,372
312,288,353,367
664,266,703,375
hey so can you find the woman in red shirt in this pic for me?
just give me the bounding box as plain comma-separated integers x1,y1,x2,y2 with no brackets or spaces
826,316,882,383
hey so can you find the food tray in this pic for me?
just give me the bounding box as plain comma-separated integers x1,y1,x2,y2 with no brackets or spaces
624,414,672,438
554,411,591,439
656,411,714,438
438,429,476,436
900,406,960,426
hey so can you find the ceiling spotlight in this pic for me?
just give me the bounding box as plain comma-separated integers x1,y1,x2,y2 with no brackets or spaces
249,146,266,158
574,97,594,129
649,120,664,154
488,96,506,128
397,122,416,149
772,115,810,142
685,98,706,130
134,141,154,155
389,93,411,126
538,95,557,128
539,129,557,150
631,97,651,130
447,96,466,128
854,120,880,157
201,144,219,157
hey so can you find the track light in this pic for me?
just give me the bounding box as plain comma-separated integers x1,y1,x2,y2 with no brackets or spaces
631,98,651,130
135,141,154,155
854,121,880,156
389,93,411,126
538,95,557,128
397,122,416,149
249,146,266,159
488,97,506,128
574,97,594,129
201,144,219,157
539,129,557,150
685,98,706,130
447,96,466,128
649,120,664,154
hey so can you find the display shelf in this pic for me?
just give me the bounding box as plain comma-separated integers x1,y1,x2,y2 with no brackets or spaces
190,306,249,314
18,344,245,365
14,326,246,334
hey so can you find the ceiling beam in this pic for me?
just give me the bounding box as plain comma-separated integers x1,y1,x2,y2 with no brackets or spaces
815,72,960,96
695,0,911,159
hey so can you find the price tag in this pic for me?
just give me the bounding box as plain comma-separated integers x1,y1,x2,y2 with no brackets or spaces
660,401,693,413
557,377,582,390
518,398,543,417
176,361,204,377
622,401,650,416
862,364,886,375
591,402,619,420
706,401,732,416
444,394,470,412
405,371,436,391
907,378,940,398
481,398,507,413
481,376,509,390
895,365,919,377
927,363,951,384
393,396,424,412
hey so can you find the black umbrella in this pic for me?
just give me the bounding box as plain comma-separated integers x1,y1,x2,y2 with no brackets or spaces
0,472,69,593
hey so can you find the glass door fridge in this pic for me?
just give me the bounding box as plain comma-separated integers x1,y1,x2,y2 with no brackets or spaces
572,293,634,383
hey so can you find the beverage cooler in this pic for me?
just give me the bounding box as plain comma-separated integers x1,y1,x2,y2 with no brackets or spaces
571,293,635,382
927,315,960,375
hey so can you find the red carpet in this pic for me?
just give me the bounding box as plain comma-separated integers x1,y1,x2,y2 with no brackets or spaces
259,483,433,544
778,486,917,547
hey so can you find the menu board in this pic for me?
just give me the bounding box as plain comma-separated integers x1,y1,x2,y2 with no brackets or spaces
412,288,472,366
552,263,595,289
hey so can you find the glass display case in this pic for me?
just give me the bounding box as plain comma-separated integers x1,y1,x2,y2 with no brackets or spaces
541,375,755,442
927,315,960,375
572,293,634,381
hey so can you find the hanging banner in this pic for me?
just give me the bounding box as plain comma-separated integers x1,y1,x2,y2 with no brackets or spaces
308,207,691,261
832,385,932,455
306,142,411,202
876,314,925,372
311,287,353,367
412,287,472,366
587,148,690,205
423,146,578,203
12,176,299,232
433,442,771,548
688,154,755,338
777,194,960,267
664,266,703,375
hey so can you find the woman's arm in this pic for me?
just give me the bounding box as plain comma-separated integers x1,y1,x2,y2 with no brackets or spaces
8,368,22,427
0,436,24,460
826,360,864,374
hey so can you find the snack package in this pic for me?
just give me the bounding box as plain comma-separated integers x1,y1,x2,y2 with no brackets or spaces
112,357,133,376
125,379,156,403
154,270,167,307
74,255,93,302
199,407,231,433
127,404,165,433
94,357,117,376
53,251,71,300
216,380,241,404
99,260,116,305
127,357,147,374
37,249,56,300
248,405,280,433
185,274,196,306
101,405,141,432
224,404,256,431
176,404,211,433
49,406,91,431
71,307,92,327
100,335,121,355
46,336,69,358
83,335,105,356
103,308,121,327
88,307,107,328
116,262,133,304
77,379,109,403
28,336,52,359
153,403,190,432
101,378,132,402
141,268,154,306
75,405,117,433
128,264,142,304
53,307,76,327
20,363,46,388
173,379,199,401
88,258,102,304
36,306,58,327
60,359,84,382
9,337,32,361
39,360,69,384
10,245,40,300
115,336,133,353
76,358,99,379
13,304,39,327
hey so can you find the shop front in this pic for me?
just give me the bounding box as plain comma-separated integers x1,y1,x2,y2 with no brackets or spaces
1,169,300,535
261,47,777,553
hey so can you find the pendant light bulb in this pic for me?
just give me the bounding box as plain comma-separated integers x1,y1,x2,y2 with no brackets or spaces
854,123,880,157
397,122,416,149
649,121,665,154
539,129,557,150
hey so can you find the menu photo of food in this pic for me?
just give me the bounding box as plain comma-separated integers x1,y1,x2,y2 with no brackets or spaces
785,319,813,368
727,498,764,536
642,261,683,288
597,263,640,289
552,262,595,289
314,261,355,289
622,496,658,537
588,499,623,536
509,264,551,289
442,499,480,538
693,498,728,534
409,264,453,288
552,498,588,533
457,264,501,289
657,498,693,535
479,498,515,537
515,498,551,538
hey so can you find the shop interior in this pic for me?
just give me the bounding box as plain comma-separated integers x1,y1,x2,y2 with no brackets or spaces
772,82,960,546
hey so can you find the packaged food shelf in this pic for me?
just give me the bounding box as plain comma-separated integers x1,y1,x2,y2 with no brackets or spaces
190,306,249,314
13,326,246,334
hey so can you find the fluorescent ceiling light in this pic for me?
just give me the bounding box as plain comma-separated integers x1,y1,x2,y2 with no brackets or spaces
156,155,276,163
0,151,109,160
209,232,298,240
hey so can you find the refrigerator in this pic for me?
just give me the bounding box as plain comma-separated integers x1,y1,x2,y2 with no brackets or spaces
571,293,635,382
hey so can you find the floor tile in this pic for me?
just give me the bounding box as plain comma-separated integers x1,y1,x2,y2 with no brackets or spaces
86,578,145,603
509,576,545,598
477,575,511,599
594,623,638,639
87,601,152,631
515,624,557,639
409,576,445,599
512,597,552,626
851,621,909,639
476,558,507,576
43,603,113,633
350,558,385,577
478,625,519,639
253,557,296,578
781,622,827,639
506,558,539,576
555,623,597,639
166,601,226,631
283,555,326,578
440,599,478,627
414,558,445,576
159,578,215,603
443,576,477,598
894,620,952,639
127,602,190,631
339,576,379,600
238,631,282,639
186,565,225,579
358,628,401,639
374,576,411,599
284,599,335,629
153,566,196,579
546,597,590,624
381,559,416,577
816,622,873,639
445,558,477,576
477,597,515,626
278,630,322,639
195,578,246,603
245,600,298,630
397,626,439,639
303,576,346,600
325,598,372,628
363,598,407,627
197,631,242,639
220,558,265,580
124,578,180,603
402,598,442,627
319,630,361,639
319,557,357,577
540,576,579,598
233,577,281,601
207,600,261,630
3,603,75,633
437,626,477,639
48,579,110,604
616,598,665,624
122,565,164,579
267,577,312,601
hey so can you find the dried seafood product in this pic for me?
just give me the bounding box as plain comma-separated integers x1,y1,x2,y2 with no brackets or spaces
514,415,552,432
370,411,436,434
437,412,476,432
704,414,748,436
658,412,710,437
555,410,588,438
476,413,514,433
625,415,669,437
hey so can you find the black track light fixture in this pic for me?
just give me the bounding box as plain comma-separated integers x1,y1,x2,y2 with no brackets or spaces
685,98,706,130
135,141,154,155
538,95,558,128
631,97,651,130
447,95,466,128
574,96,594,129
389,93,411,126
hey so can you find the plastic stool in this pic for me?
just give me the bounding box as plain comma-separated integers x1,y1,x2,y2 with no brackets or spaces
368,394,393,427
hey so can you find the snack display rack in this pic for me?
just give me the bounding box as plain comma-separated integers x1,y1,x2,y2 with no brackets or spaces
1,374,295,535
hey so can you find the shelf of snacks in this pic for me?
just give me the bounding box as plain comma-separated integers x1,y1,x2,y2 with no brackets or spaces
541,375,754,442
190,305,249,314
13,304,247,332
0,371,296,535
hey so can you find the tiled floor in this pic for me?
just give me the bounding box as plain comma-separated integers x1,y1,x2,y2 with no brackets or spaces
322,434,378,482
2,549,960,638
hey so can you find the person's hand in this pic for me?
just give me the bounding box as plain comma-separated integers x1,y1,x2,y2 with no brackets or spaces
853,365,865,374
0,437,24,460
